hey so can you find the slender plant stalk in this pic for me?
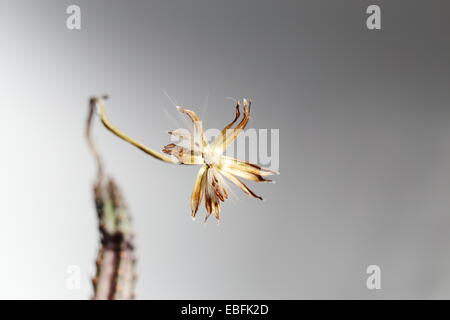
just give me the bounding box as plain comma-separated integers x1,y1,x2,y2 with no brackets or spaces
95,96,177,164
86,97,137,300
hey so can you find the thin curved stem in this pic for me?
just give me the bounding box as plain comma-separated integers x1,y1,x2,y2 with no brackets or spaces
93,96,178,164
86,97,105,179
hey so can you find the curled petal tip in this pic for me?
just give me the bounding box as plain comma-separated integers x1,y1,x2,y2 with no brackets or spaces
204,213,212,224
261,198,266,202
191,216,196,221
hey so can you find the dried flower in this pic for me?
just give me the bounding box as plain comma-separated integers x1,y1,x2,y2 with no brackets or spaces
94,96,277,222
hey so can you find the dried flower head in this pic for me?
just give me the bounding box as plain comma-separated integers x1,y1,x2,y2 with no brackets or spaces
94,96,277,222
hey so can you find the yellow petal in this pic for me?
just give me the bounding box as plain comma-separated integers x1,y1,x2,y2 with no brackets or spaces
205,191,213,215
167,129,202,153
213,99,251,153
221,156,278,176
203,168,225,221
211,104,241,148
221,166,272,183
212,202,221,221
162,144,203,165
220,170,263,200
191,165,207,218
214,169,230,200
222,104,241,131
176,106,207,148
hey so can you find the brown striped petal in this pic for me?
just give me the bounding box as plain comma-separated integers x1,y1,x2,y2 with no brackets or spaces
221,156,278,176
220,170,263,200
220,165,272,183
176,106,207,148
211,104,241,149
214,99,251,153
191,165,207,218
203,168,225,221
167,129,202,152
162,144,203,165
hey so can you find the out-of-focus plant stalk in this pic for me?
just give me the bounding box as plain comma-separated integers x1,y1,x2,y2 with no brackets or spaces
86,96,137,300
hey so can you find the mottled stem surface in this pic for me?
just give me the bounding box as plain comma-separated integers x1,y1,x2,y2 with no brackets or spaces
92,178,136,300
87,96,137,300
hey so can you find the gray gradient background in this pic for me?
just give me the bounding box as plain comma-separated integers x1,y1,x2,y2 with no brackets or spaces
0,0,450,299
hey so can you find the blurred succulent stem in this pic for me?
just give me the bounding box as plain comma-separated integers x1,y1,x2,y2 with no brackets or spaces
87,97,106,179
86,97,137,300
93,95,177,164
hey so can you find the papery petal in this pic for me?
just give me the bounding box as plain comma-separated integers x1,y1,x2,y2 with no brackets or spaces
220,170,263,200
191,165,207,218
211,104,240,148
204,168,225,221
220,166,272,183
162,143,203,165
222,104,241,132
212,204,221,221
176,106,207,148
213,99,251,153
221,156,278,177
167,129,191,140
167,129,202,153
